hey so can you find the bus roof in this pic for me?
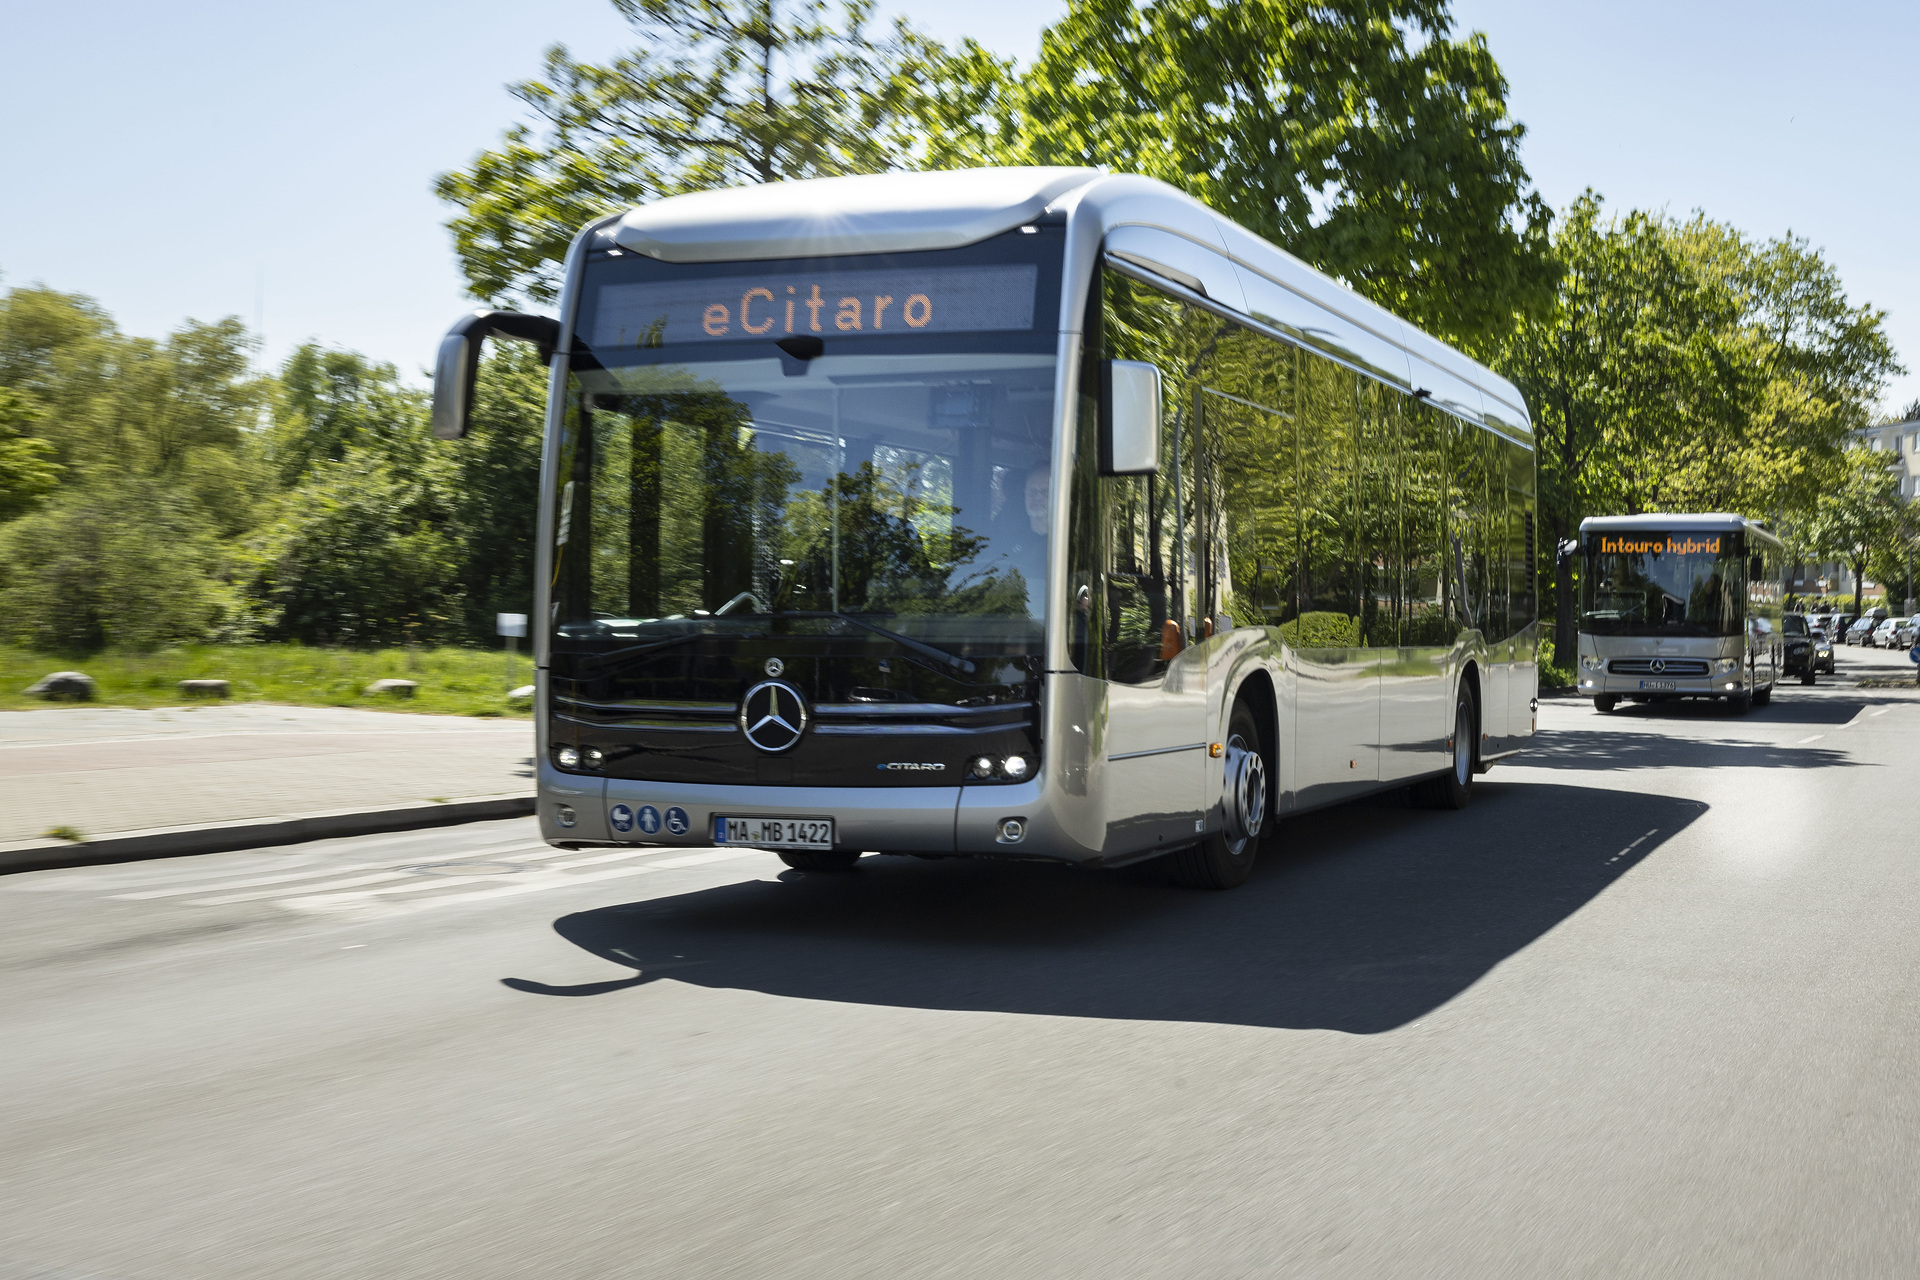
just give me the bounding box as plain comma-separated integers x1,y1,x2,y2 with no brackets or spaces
1580,513,1784,549
601,167,1531,441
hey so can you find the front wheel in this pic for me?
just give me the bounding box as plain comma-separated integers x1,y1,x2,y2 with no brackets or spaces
1414,683,1478,810
1800,669,1816,686
777,848,862,872
1164,701,1266,890
1594,694,1619,713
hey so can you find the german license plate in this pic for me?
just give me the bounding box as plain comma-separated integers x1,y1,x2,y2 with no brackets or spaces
1639,679,1677,691
713,816,835,850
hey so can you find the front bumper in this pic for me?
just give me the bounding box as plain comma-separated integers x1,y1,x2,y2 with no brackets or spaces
535,766,1067,861
1576,671,1745,698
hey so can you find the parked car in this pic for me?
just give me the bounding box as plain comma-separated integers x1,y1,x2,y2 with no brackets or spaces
1831,613,1858,643
1847,616,1878,645
1889,617,1919,649
1782,614,1818,684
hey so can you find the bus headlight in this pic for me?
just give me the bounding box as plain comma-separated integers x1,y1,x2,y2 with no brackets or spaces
1714,659,1739,673
1001,755,1029,780
1580,655,1604,671
556,746,581,770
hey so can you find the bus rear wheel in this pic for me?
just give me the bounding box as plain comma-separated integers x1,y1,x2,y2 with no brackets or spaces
1414,684,1477,810
777,849,862,873
1164,702,1266,890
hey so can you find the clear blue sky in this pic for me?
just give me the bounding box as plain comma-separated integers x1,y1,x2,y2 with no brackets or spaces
3,0,1914,414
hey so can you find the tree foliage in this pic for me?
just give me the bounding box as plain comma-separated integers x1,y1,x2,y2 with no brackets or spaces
439,0,1556,346
903,0,1556,346
435,0,914,305
0,282,549,653
1494,193,1901,651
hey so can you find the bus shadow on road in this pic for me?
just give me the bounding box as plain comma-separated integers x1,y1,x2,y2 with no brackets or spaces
504,782,1707,1034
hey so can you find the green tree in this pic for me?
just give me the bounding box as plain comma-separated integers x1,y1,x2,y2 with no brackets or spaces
441,344,549,638
1495,194,1899,658
1808,451,1902,622
436,0,916,305
0,386,61,521
0,480,234,651
268,345,431,488
902,0,1557,348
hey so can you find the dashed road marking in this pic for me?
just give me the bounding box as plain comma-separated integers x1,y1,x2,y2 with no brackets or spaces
1606,829,1659,865
1798,734,1825,744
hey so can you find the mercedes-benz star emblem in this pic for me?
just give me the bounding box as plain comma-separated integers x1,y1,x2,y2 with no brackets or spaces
1650,659,1666,673
739,680,807,753
764,657,784,677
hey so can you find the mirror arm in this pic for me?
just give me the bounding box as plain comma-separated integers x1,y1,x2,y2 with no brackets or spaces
431,310,563,440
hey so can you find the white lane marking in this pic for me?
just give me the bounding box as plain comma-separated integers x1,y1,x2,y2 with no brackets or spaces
1606,828,1659,865
1872,707,1892,717
109,842,554,899
1798,734,1825,744
280,848,768,916
185,845,725,908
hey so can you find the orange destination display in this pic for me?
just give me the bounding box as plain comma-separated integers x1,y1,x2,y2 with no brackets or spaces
589,263,1040,348
1595,534,1724,557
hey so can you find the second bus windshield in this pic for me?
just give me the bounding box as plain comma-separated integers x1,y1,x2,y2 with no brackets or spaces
1581,532,1743,636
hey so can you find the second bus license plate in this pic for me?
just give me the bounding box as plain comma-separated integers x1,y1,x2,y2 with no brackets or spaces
1639,679,1677,691
713,816,835,850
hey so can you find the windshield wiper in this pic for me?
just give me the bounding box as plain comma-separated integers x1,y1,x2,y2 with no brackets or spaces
774,611,977,675
570,629,745,672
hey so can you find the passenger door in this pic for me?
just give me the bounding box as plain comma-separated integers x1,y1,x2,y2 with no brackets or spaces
1095,270,1212,856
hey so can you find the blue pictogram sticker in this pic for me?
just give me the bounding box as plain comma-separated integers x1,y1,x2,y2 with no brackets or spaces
664,806,690,836
608,804,634,833
636,805,662,835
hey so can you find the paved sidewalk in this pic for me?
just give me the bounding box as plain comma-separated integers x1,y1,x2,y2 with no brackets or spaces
0,704,533,846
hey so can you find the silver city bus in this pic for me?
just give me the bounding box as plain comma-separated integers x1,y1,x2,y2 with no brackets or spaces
432,168,1538,888
1574,513,1785,713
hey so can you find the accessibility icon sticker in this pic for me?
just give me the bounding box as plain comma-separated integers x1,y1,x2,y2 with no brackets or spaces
664,806,690,836
636,805,662,835
608,804,634,833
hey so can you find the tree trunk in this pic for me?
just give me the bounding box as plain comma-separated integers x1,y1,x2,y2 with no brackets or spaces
1553,515,1576,664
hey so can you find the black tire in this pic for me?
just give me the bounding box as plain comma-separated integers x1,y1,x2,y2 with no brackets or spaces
1594,694,1619,713
777,848,862,872
1164,701,1267,890
1753,682,1772,706
1728,689,1753,714
1414,682,1477,810
1800,668,1815,686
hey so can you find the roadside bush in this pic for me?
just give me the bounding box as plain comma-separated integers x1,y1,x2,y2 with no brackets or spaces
0,481,232,651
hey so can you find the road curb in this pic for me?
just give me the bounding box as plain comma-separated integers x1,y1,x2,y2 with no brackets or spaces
0,794,537,875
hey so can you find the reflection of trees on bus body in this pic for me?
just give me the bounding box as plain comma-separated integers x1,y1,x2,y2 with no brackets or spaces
1085,263,1532,683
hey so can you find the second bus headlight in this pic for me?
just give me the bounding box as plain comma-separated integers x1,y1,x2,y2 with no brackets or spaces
1580,654,1604,671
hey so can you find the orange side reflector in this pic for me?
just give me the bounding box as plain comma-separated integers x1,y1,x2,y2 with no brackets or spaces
1159,619,1184,660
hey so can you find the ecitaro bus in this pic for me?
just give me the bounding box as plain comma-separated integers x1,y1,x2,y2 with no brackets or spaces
432,168,1538,889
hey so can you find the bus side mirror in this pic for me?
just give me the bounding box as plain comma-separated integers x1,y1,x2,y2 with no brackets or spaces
1100,360,1161,475
432,310,562,440
1556,538,1578,571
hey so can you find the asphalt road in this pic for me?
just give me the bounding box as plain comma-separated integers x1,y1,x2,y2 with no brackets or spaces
4,649,1919,1278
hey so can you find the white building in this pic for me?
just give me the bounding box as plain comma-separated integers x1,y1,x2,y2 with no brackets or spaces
1857,416,1920,498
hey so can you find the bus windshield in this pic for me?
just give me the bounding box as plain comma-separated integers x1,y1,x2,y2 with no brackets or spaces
550,233,1064,663
1581,531,1743,637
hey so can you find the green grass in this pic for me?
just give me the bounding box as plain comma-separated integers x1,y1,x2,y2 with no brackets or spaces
0,644,534,718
